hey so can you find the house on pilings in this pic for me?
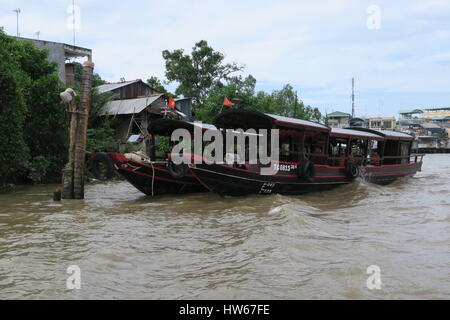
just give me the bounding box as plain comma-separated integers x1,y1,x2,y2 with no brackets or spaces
96,79,193,142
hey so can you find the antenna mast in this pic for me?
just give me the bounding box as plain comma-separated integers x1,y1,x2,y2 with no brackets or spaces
72,0,76,46
13,8,21,37
351,77,355,118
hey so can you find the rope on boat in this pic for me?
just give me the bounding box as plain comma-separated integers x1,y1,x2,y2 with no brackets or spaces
150,161,155,197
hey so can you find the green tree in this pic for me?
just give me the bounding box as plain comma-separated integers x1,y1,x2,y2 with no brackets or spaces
254,84,323,122
198,75,257,122
0,31,70,186
0,64,29,187
72,61,105,91
162,40,244,108
23,73,67,181
146,76,170,95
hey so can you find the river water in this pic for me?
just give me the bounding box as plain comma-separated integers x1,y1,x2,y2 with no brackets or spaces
0,154,449,300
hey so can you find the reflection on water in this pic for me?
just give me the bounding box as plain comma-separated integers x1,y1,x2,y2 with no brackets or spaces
0,154,449,299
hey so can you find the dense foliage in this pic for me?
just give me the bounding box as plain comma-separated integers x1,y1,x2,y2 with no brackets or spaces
146,76,173,96
0,31,68,189
0,64,29,189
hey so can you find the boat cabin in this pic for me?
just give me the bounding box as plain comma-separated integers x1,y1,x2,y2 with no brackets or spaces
147,118,218,161
213,109,419,168
213,109,330,165
341,127,416,166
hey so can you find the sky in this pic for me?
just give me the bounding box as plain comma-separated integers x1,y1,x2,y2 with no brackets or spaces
1,0,450,118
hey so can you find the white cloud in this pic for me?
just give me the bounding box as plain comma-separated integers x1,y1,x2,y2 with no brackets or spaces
1,0,450,116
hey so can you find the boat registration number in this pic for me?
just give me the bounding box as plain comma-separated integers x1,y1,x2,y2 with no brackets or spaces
273,163,298,172
260,182,276,194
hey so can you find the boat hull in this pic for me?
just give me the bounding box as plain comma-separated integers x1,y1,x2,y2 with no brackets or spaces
359,162,423,185
191,162,349,196
190,161,423,196
108,153,207,196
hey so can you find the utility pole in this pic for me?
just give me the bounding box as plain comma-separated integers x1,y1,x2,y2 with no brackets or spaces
351,77,355,119
35,31,40,40
60,61,95,200
13,8,20,37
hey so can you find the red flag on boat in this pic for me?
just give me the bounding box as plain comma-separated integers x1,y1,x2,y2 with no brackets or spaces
223,97,235,107
168,98,176,109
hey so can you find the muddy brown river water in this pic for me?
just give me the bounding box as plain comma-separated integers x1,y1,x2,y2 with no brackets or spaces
0,154,449,299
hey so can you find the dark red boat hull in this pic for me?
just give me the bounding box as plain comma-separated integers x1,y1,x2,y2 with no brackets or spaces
108,153,207,196
190,161,423,196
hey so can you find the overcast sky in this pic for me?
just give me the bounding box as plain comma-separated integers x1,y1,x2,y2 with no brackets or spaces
1,0,450,117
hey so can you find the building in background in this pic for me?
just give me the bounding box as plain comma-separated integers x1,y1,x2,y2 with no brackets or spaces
421,106,450,125
326,111,351,128
15,37,92,86
397,107,450,153
326,112,396,131
363,117,397,130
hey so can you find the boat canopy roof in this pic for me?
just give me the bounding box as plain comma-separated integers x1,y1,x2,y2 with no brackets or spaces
148,118,217,136
330,128,385,140
214,109,330,132
346,127,414,141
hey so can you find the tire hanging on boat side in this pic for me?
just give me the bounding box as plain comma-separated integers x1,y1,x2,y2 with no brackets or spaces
345,161,359,179
90,152,114,181
299,160,316,183
168,159,188,179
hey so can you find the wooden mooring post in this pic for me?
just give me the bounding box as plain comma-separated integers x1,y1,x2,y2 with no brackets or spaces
60,61,95,200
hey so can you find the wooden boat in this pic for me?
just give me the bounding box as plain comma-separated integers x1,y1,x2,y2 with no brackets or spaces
108,152,206,196
331,127,424,184
188,109,424,196
99,119,216,196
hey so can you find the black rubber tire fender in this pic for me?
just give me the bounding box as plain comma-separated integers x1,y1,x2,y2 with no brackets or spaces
345,161,359,179
168,159,188,179
90,152,114,181
298,160,316,183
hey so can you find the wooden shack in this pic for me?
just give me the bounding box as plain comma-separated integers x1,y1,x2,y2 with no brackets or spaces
96,79,193,142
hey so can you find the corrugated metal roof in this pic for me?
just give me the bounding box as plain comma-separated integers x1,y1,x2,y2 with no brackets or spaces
99,95,163,116
96,80,141,94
